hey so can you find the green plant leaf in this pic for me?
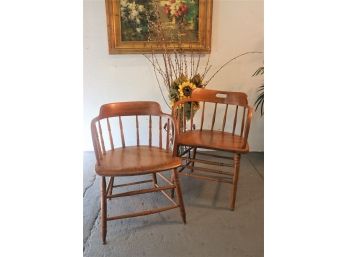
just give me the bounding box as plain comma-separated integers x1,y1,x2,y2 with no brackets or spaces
254,93,264,113
257,84,264,92
253,66,264,115
260,100,264,116
252,66,264,76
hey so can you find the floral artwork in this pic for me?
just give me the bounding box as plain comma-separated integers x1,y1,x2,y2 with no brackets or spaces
120,0,156,41
105,0,212,53
120,0,199,42
160,0,199,41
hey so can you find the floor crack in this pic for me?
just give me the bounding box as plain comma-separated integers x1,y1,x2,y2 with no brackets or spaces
84,204,100,252
83,173,97,197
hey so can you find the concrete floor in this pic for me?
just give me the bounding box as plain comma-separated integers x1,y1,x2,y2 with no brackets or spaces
83,151,263,257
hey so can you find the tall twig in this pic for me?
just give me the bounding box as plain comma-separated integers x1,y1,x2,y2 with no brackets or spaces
204,51,263,86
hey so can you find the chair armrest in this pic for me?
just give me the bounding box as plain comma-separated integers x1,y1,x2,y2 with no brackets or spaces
91,116,101,165
242,106,253,148
159,112,178,153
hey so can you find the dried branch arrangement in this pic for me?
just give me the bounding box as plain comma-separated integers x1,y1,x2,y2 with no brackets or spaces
143,1,263,117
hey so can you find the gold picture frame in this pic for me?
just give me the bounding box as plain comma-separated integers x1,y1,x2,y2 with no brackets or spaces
105,0,213,54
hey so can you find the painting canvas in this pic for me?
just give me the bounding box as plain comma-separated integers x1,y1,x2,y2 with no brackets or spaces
105,0,213,54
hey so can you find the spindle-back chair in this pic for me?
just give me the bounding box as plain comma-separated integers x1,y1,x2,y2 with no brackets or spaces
91,101,186,244
172,89,253,210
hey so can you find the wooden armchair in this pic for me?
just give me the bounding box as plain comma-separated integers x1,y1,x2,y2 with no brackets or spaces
172,89,253,210
91,101,186,244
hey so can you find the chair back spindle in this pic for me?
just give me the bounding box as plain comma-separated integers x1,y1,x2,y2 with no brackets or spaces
232,105,239,135
200,101,205,131
183,105,186,132
240,107,246,136
159,116,162,149
149,115,152,147
166,118,170,151
190,103,194,130
211,103,217,130
98,120,106,154
222,104,228,132
136,115,140,146
106,118,114,150
118,116,126,148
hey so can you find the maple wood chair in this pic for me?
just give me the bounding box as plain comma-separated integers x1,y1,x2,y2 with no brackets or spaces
91,101,186,244
172,88,253,210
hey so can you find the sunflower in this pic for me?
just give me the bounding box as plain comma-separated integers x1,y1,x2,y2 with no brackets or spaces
178,81,196,99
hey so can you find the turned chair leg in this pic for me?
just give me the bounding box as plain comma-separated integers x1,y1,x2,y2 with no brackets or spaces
152,173,158,187
171,143,180,198
170,172,175,198
107,177,114,199
191,147,197,172
230,154,241,210
184,147,196,174
101,176,107,244
173,168,186,223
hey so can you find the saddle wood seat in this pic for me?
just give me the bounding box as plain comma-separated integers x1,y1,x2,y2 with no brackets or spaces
95,146,182,176
176,130,249,153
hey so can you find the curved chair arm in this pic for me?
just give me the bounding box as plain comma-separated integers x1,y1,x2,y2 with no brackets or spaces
242,106,253,148
159,112,178,154
91,116,102,165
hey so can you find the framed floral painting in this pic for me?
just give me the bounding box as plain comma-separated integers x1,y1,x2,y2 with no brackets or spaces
105,0,213,54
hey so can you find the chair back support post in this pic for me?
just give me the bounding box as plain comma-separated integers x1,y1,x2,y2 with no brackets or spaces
97,120,106,154
91,118,102,165
242,107,253,148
